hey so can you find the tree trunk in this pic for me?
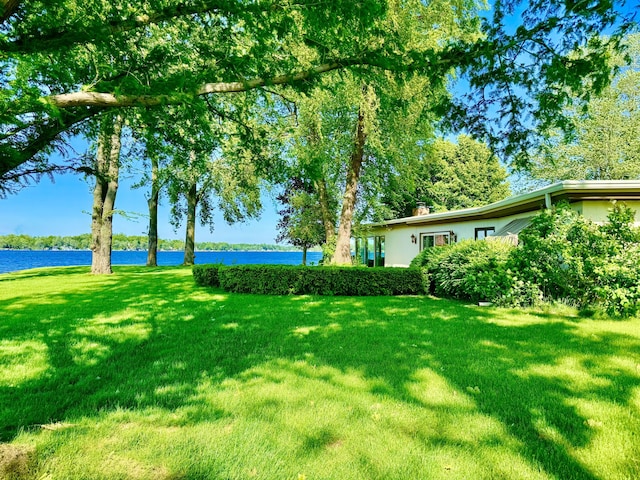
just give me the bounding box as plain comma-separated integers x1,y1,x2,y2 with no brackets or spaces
1,0,20,23
91,114,123,275
315,178,336,246
302,245,308,266
332,106,367,265
183,181,197,265
146,154,159,267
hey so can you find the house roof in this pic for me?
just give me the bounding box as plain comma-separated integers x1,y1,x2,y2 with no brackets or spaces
375,180,640,228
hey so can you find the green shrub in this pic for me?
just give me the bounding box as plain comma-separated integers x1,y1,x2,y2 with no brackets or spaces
409,243,456,294
494,275,543,308
592,245,640,317
506,202,640,317
192,264,222,287
194,264,427,296
507,206,585,301
420,239,514,303
409,202,640,316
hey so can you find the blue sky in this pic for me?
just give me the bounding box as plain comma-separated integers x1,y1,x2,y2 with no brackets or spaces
0,167,283,245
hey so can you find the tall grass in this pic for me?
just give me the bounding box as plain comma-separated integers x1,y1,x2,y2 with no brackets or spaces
1,266,639,479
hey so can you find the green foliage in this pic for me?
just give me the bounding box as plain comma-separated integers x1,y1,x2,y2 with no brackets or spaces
409,241,455,292
195,264,426,296
383,135,511,218
508,205,587,301
275,178,326,252
411,239,513,302
410,202,640,317
527,34,640,182
2,0,636,197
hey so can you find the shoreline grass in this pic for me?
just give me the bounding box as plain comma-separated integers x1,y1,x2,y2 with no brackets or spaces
1,266,639,479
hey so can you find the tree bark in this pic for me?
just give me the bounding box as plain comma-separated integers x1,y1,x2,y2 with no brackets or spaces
91,114,123,274
332,106,367,265
302,245,308,266
315,178,335,246
1,0,20,23
146,154,159,267
183,181,197,265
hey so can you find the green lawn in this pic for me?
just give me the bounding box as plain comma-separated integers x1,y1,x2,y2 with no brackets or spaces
1,266,639,480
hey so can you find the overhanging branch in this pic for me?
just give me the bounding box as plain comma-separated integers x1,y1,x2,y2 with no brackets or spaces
1,107,104,176
47,61,351,109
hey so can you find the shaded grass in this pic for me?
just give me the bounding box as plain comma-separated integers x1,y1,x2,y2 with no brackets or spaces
0,266,639,479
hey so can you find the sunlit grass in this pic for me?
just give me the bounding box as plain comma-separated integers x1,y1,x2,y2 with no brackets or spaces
0,266,639,479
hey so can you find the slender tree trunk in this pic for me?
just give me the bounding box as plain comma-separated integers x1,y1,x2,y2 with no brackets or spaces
91,114,123,274
91,174,106,273
146,154,159,267
183,181,197,265
309,120,336,262
302,245,308,266
315,178,336,246
332,106,367,265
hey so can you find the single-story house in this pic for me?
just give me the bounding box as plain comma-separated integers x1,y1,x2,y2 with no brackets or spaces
354,180,640,268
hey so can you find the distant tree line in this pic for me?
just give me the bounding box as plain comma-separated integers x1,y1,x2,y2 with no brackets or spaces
0,234,302,252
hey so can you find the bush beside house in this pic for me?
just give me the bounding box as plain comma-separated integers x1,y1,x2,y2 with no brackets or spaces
509,202,640,316
410,239,513,303
410,202,640,317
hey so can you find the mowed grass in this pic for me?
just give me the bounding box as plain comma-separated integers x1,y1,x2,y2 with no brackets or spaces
0,266,639,480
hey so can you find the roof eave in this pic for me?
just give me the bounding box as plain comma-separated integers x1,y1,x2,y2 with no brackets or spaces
371,180,640,228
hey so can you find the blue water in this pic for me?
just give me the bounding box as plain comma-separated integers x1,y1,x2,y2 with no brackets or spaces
0,250,323,274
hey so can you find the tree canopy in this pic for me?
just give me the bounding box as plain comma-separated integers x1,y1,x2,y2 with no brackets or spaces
381,135,511,218
526,34,640,182
1,0,637,195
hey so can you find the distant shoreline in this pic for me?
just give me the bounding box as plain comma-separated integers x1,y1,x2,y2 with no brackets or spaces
0,248,318,253
0,234,322,253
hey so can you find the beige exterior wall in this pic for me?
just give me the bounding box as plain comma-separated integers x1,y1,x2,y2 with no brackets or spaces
577,200,640,224
370,212,535,267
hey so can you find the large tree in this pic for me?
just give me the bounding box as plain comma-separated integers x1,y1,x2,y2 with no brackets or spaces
382,135,511,218
161,99,269,265
126,113,173,267
89,113,124,274
1,0,636,196
526,34,640,183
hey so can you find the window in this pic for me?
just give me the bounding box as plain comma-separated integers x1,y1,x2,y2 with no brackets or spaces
367,237,375,267
420,231,454,251
351,236,385,267
475,227,495,240
375,236,385,267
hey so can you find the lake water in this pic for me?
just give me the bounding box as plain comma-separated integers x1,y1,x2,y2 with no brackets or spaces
0,250,323,275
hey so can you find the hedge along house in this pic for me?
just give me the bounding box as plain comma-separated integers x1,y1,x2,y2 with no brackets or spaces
355,180,640,268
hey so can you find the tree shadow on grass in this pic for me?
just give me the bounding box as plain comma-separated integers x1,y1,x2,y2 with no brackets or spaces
0,268,639,479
